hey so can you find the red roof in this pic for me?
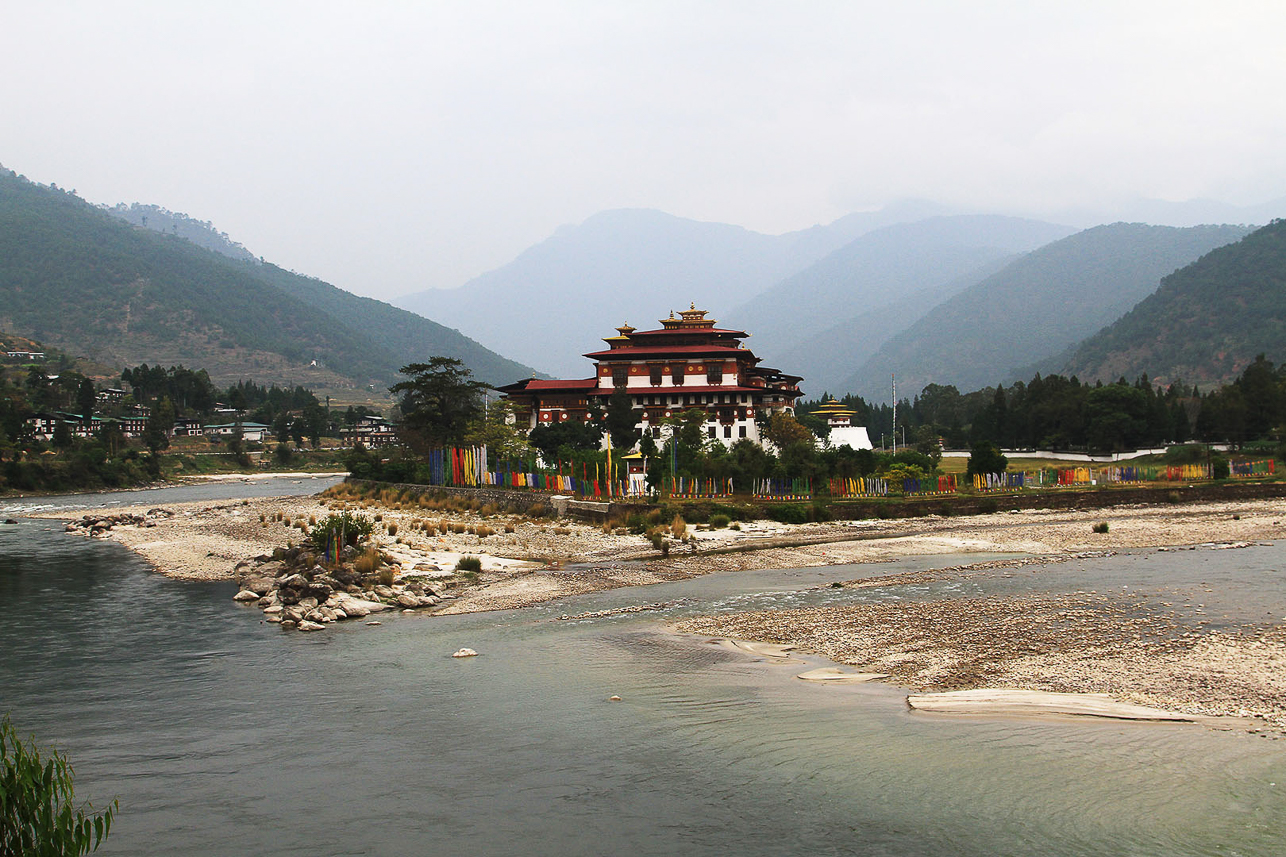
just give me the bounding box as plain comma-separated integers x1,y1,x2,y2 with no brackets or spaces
495,377,597,394
626,327,748,338
583,344,753,359
587,384,799,397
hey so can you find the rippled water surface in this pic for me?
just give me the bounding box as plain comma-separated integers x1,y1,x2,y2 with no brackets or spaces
2,483,1285,856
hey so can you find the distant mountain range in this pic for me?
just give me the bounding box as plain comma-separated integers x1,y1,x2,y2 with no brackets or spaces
0,167,536,395
7,153,1281,404
723,215,1078,394
842,223,1252,401
1058,219,1286,387
394,203,958,378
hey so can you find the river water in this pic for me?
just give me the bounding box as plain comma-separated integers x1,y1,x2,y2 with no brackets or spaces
2,480,1284,856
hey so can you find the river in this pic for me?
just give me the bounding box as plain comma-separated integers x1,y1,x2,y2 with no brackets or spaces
2,479,1284,856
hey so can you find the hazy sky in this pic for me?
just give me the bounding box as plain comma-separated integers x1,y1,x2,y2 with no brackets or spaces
3,2,1285,300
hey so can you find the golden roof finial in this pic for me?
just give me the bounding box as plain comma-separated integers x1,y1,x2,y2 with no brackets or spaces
690,301,696,310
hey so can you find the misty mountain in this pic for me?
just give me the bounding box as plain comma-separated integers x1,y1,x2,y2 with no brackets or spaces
723,215,1078,392
774,255,1020,397
842,223,1252,401
104,203,258,263
0,167,536,393
1057,220,1286,387
1050,196,1286,230
393,205,950,378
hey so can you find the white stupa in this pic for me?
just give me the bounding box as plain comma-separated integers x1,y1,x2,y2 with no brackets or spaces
814,398,873,450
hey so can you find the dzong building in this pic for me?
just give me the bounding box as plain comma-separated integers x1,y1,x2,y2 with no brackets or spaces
497,305,802,448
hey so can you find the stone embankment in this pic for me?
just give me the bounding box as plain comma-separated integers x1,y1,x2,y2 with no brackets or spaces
230,544,458,632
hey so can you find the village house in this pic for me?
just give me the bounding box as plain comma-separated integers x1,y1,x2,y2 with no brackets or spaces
171,417,204,437
340,415,398,448
203,422,270,442
498,305,803,448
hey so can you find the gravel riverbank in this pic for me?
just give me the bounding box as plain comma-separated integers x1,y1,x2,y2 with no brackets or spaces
32,491,1286,728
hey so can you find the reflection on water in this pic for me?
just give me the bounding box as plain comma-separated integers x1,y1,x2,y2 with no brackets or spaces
1,492,1285,855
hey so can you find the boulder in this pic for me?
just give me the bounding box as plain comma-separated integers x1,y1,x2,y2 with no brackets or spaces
318,606,339,623
373,585,395,599
233,589,261,603
305,582,334,603
263,606,284,615
298,596,319,611
265,614,283,624
452,648,478,658
243,576,276,596
279,573,309,591
283,605,307,623
298,620,326,632
256,561,285,578
396,593,420,609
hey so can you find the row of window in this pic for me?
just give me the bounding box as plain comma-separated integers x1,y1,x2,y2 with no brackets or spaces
612,364,727,386
647,424,749,440
635,392,749,407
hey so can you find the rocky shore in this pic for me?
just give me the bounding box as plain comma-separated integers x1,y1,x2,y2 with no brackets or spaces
230,544,454,631
675,547,1286,732
38,490,1286,720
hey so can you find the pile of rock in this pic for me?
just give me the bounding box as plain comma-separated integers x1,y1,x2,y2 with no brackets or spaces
64,508,173,537
231,544,456,632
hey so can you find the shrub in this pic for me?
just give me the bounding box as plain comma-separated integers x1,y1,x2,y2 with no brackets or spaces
1166,491,1183,504
709,514,731,529
977,498,999,514
1092,521,1109,533
504,523,515,533
354,548,381,575
309,512,376,553
765,504,809,524
377,566,396,586
1212,456,1231,480
456,555,482,572
729,522,741,531
670,514,687,538
1,714,117,855
1165,444,1208,464
387,524,398,536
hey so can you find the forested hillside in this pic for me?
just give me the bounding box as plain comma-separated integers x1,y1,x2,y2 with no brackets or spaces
1060,219,1286,386
844,223,1251,400
0,168,535,392
725,215,1076,392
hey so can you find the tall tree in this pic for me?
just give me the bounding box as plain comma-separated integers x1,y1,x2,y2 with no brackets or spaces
390,357,489,449
604,386,639,451
76,378,96,420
